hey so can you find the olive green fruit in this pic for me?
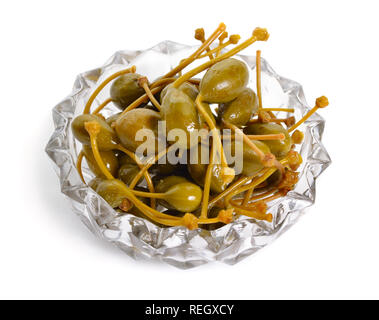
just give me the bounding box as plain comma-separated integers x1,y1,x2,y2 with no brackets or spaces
149,163,179,176
266,168,282,187
154,176,202,212
118,163,142,186
189,162,226,194
83,145,119,178
88,177,104,191
155,176,189,193
200,58,249,103
105,112,122,127
118,153,136,166
219,88,258,126
162,182,203,212
128,193,151,217
115,109,161,152
244,123,291,158
161,87,200,149
72,114,117,150
110,73,146,110
96,179,127,208
160,81,199,102
177,82,199,101
224,139,271,176
187,145,229,194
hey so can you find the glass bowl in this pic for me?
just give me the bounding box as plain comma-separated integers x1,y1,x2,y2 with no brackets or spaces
45,41,331,269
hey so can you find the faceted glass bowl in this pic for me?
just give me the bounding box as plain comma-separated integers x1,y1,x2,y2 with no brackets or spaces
45,41,331,269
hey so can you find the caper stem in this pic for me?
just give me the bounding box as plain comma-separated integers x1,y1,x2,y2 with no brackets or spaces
215,31,228,57
224,168,273,207
256,50,263,110
149,77,176,88
194,28,214,60
152,78,200,88
287,108,315,132
128,147,170,190
223,121,266,162
130,190,166,199
114,144,157,209
229,167,278,202
250,188,277,200
151,23,226,86
258,190,285,203
242,187,254,206
233,206,273,222
120,86,163,116
93,98,113,115
83,66,136,114
249,117,295,127
76,150,85,184
289,96,329,132
198,218,220,225
288,106,319,132
271,117,296,127
138,77,162,111
241,168,277,194
215,41,224,58
224,156,289,208
261,108,295,113
195,95,228,169
221,133,285,141
200,142,215,219
116,182,183,224
198,40,232,59
248,133,285,140
208,175,252,209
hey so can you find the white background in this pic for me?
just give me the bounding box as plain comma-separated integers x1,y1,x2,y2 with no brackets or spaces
1,0,378,300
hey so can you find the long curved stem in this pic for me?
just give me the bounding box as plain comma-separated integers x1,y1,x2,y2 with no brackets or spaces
152,78,200,88
117,184,182,225
288,105,318,132
233,206,272,222
223,122,266,162
139,78,161,111
208,175,253,209
221,133,285,141
242,187,254,206
200,142,215,219
131,190,166,199
129,147,170,189
76,150,85,183
256,50,263,110
93,98,113,115
289,96,329,132
262,108,294,113
89,135,114,180
226,156,290,205
114,144,156,209
198,41,231,59
195,95,227,168
198,218,220,225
